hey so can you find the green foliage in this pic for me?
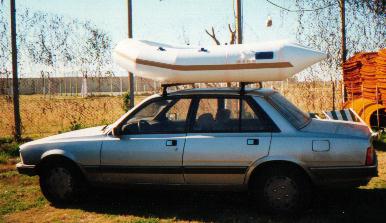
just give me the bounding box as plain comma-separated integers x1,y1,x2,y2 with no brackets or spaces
122,91,131,112
374,131,386,151
0,137,22,161
0,152,9,164
69,121,84,131
133,218,160,223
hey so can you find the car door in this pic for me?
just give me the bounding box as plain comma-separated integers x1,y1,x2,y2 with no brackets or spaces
183,96,275,185
100,97,192,185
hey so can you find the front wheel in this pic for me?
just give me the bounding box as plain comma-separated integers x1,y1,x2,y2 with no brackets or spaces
39,161,86,205
251,166,312,214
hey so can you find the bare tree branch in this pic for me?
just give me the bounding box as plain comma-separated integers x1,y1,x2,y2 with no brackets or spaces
205,27,220,45
228,24,236,45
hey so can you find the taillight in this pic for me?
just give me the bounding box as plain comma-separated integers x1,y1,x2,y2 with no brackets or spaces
365,147,375,166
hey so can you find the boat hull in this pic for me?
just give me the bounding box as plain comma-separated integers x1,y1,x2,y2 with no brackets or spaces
113,39,326,84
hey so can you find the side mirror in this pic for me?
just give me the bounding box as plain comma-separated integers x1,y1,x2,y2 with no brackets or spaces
112,126,122,137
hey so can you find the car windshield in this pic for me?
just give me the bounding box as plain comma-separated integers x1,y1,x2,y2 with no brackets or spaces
268,92,311,129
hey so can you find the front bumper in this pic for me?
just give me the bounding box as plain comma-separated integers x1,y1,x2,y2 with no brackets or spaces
16,162,37,176
309,162,378,187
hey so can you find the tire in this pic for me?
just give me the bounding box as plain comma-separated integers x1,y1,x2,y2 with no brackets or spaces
251,165,312,214
39,160,86,205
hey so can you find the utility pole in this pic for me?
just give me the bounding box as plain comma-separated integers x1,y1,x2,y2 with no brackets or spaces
128,0,135,109
10,0,22,141
340,0,347,104
236,0,243,44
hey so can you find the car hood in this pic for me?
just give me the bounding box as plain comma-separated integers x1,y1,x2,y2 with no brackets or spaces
301,118,372,139
20,126,106,148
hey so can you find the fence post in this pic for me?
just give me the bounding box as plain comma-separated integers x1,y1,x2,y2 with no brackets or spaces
110,76,113,96
120,77,123,95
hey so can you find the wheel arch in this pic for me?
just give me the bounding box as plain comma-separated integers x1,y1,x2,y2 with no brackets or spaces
245,158,314,187
36,152,86,178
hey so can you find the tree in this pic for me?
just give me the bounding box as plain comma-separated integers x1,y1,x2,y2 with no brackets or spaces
69,21,112,96
205,24,237,46
271,0,385,109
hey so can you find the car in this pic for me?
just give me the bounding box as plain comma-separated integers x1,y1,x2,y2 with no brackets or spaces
16,87,378,213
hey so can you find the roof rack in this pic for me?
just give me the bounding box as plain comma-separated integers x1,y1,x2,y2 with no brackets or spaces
161,82,263,97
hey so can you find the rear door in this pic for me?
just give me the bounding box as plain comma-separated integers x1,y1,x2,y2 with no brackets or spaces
183,96,275,185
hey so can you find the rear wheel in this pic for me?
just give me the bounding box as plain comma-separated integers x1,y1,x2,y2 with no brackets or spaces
251,166,312,214
39,160,86,205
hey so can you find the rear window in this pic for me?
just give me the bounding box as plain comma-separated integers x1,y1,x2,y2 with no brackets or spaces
268,92,311,129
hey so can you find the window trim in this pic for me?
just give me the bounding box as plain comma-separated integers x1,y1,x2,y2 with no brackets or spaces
118,95,194,135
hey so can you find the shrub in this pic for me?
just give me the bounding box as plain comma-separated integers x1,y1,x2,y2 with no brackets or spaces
69,121,84,131
0,137,24,162
122,91,131,112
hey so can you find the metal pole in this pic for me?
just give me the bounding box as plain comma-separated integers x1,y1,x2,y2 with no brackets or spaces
340,0,347,103
10,0,22,140
236,0,242,44
376,84,380,129
128,0,135,108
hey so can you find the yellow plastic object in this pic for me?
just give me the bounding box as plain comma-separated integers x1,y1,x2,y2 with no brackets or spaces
343,98,385,127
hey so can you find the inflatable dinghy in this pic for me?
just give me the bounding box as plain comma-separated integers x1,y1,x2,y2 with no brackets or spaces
113,39,326,84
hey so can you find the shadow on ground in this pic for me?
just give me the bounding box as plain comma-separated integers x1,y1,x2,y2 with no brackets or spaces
62,187,386,223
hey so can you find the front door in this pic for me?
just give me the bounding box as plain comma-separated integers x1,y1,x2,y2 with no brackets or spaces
183,96,275,185
101,97,192,184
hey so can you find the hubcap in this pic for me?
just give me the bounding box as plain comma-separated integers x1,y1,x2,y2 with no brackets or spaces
46,167,73,199
263,176,299,210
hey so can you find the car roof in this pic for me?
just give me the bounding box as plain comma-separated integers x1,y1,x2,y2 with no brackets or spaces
166,87,276,97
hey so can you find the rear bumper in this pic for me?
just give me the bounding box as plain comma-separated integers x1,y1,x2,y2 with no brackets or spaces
16,162,37,176
309,162,378,187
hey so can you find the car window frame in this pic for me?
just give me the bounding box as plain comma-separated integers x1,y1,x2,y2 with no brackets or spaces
187,95,280,133
118,95,194,135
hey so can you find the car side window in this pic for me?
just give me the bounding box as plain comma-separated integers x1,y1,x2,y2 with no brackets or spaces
241,99,268,131
192,98,239,132
121,98,191,134
191,97,275,133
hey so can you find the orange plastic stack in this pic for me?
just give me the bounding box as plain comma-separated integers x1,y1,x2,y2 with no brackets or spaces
360,53,378,101
343,54,363,100
343,51,386,102
376,49,386,104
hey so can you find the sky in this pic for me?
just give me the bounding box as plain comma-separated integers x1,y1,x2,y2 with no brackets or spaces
15,0,298,45
3,0,300,77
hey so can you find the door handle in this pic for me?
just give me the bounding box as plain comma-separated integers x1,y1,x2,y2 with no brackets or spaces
247,139,259,145
166,139,177,146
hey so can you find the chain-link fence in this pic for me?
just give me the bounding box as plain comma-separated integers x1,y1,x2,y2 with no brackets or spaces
0,76,163,96
0,77,345,138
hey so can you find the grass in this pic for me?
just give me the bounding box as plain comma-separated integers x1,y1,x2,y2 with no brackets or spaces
0,95,147,138
0,138,23,164
0,151,385,223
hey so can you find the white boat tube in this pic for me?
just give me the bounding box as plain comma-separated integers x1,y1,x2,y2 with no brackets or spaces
113,39,326,84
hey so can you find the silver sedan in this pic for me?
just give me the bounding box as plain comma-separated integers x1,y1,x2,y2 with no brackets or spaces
17,88,378,213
